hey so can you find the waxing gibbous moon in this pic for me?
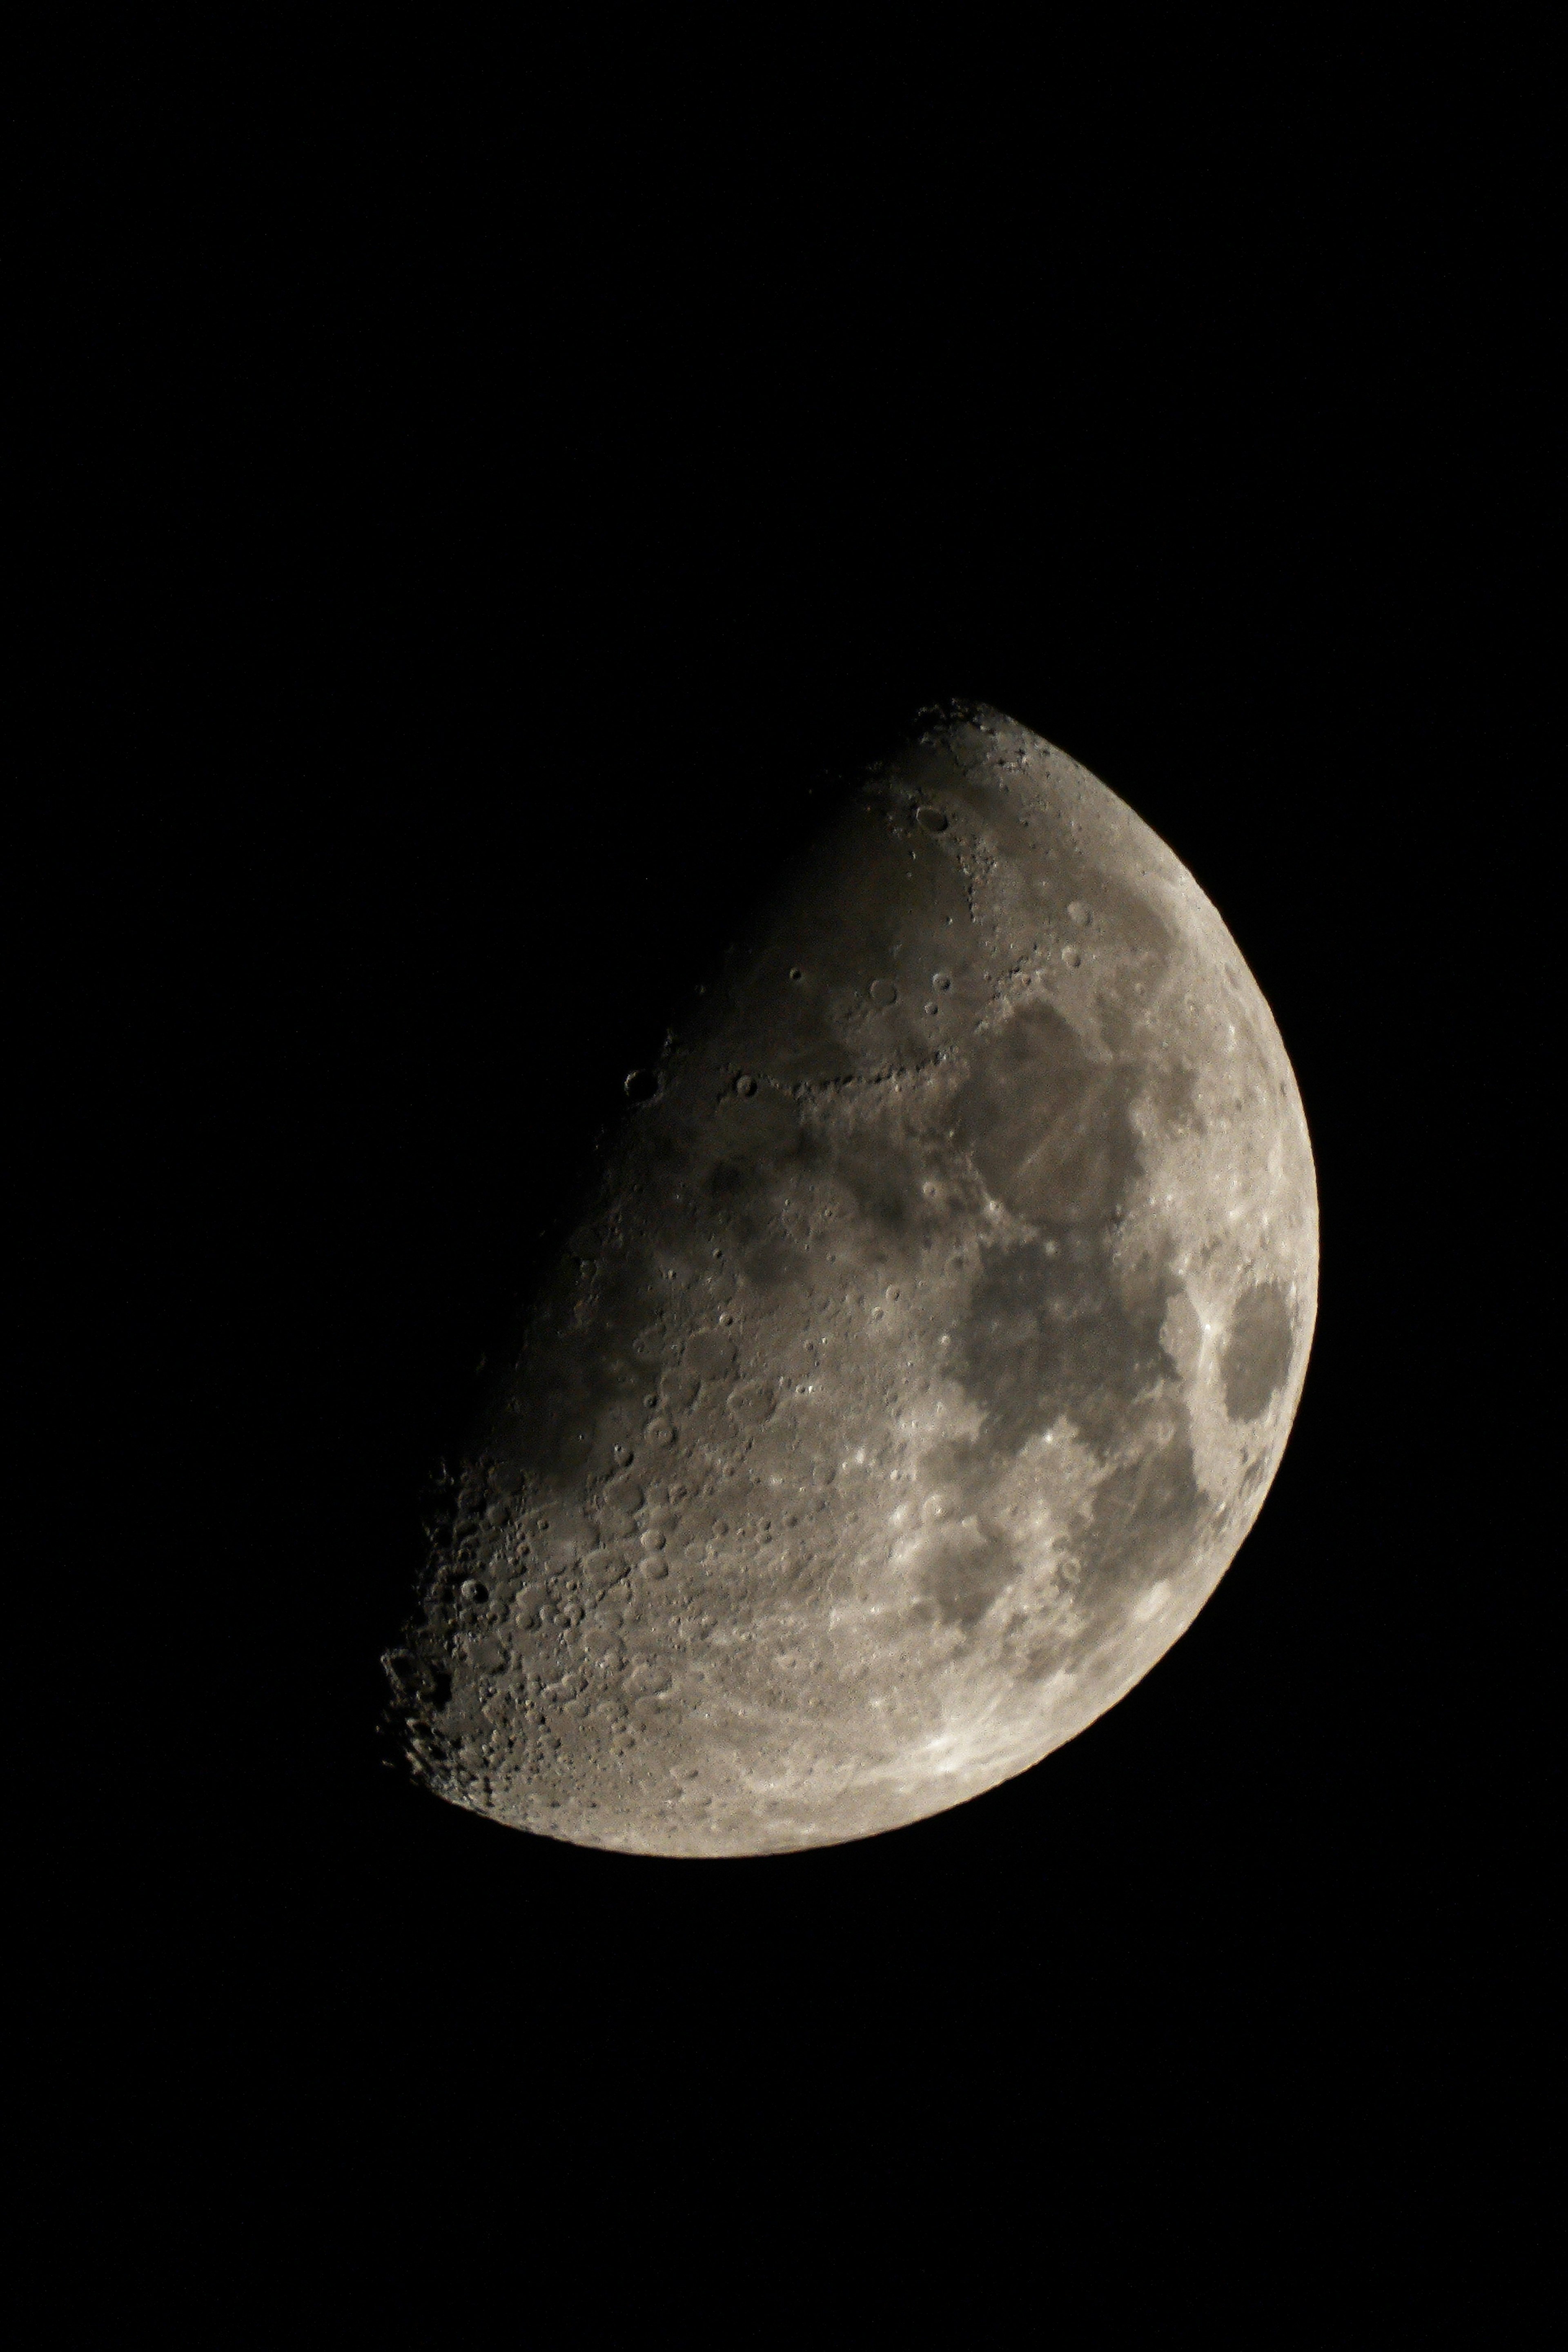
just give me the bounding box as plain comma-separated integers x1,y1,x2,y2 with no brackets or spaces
384,705,1317,1856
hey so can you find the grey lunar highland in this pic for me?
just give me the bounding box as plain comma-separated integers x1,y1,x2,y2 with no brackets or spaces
385,706,1317,1855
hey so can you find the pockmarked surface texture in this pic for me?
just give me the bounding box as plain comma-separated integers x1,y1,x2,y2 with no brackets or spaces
384,707,1317,1855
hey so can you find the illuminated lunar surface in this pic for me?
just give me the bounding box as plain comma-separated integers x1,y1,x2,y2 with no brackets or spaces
384,705,1317,1855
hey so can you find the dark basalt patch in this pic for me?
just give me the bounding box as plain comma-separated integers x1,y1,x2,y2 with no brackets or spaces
1074,1405,1203,1601
822,1133,930,1239
1009,1403,1205,1686
1221,1281,1294,1421
913,1514,1022,1630
952,998,1143,1229
956,1224,1179,1458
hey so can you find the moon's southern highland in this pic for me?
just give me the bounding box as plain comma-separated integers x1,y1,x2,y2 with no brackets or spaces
384,706,1317,1855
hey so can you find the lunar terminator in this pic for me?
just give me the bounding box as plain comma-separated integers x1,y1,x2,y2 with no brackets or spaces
384,705,1317,1855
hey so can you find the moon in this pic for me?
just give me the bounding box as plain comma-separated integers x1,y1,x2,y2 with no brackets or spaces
384,705,1317,1855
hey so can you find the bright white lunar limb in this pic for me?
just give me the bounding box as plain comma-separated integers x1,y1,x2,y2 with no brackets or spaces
385,705,1317,1855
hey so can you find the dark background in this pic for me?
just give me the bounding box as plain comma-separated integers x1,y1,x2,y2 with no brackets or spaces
37,17,1552,2319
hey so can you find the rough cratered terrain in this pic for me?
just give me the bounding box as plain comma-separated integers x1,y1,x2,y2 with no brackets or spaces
384,706,1317,1855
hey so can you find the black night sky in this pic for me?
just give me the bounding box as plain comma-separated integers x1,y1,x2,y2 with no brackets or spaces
46,19,1551,2328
